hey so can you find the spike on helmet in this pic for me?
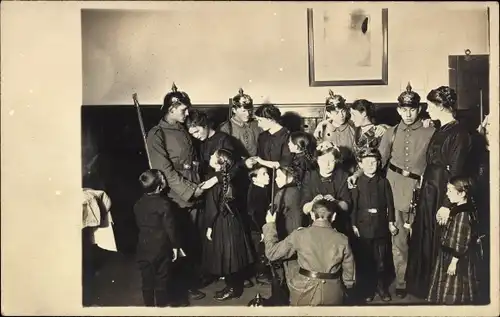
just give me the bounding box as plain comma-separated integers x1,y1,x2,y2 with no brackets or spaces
397,81,421,108
232,87,253,109
161,82,192,114
325,90,346,108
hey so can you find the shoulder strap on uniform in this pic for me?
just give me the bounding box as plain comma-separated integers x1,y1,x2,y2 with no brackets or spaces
387,124,399,163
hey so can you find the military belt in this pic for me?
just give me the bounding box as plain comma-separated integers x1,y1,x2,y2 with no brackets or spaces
389,163,420,181
299,268,341,280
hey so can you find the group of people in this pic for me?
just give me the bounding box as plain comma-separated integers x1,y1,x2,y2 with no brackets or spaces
132,82,490,307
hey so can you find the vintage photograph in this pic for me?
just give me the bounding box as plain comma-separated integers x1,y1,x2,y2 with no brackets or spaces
80,3,493,309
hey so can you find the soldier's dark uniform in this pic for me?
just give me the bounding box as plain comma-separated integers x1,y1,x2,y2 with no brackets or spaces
263,218,356,306
146,84,204,299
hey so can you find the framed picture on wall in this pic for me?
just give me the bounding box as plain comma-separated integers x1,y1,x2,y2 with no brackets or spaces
307,7,388,87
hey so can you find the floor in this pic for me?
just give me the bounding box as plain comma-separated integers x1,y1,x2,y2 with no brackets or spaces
83,247,430,307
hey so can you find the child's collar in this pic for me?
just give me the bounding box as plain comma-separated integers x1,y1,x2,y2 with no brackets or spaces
252,181,267,188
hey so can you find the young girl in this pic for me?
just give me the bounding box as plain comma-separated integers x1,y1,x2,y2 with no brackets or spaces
202,149,255,301
287,131,317,187
349,99,388,157
427,176,480,305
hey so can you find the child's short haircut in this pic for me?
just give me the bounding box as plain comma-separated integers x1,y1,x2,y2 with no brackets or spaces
139,169,165,194
248,165,264,178
356,147,382,162
312,199,340,220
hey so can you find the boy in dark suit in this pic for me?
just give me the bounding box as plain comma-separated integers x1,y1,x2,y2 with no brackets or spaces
134,169,184,307
351,148,397,302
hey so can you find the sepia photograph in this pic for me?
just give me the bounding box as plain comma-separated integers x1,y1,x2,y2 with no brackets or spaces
1,1,499,316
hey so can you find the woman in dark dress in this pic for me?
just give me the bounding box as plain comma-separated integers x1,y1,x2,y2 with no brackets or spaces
245,104,294,208
405,86,472,299
201,149,255,301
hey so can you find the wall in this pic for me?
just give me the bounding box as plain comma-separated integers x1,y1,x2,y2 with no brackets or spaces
82,2,490,105
1,1,499,315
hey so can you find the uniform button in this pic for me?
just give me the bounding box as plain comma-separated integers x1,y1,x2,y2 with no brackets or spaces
405,141,410,144
405,159,409,162
405,153,409,156
405,147,409,150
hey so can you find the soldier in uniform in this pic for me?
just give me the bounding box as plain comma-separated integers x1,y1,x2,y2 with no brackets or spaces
348,83,435,299
146,83,206,301
263,198,356,306
219,88,262,159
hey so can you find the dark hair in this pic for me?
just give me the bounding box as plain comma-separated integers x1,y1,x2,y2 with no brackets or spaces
254,104,281,122
356,147,382,162
248,165,267,179
311,199,340,220
290,132,313,156
161,83,192,116
426,86,458,115
350,99,376,123
214,149,235,212
449,176,474,197
138,169,165,194
185,109,210,129
316,145,342,162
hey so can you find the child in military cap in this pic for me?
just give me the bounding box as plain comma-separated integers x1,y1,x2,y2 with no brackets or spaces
350,148,397,302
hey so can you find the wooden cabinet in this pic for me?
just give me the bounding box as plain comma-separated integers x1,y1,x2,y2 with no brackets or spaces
449,54,489,131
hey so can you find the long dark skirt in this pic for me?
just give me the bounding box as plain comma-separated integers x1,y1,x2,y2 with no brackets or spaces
406,166,446,299
202,212,255,276
427,249,480,304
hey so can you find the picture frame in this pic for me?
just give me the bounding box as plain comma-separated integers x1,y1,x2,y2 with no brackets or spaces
307,7,389,87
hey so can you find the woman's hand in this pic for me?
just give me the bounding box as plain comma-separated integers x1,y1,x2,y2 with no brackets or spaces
347,175,358,189
313,194,324,203
245,157,258,168
374,124,388,137
265,210,277,224
200,176,218,190
352,226,360,237
323,194,336,202
436,206,451,225
447,258,458,276
206,227,213,241
314,120,329,139
423,118,434,128
389,222,398,236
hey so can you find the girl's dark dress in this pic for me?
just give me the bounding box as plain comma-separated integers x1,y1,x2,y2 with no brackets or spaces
202,182,255,276
427,202,480,304
406,121,472,299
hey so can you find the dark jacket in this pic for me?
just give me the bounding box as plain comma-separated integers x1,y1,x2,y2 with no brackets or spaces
134,193,180,262
146,119,200,208
351,174,395,239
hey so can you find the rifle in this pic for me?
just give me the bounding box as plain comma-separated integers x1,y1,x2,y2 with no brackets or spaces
264,167,289,306
132,93,152,169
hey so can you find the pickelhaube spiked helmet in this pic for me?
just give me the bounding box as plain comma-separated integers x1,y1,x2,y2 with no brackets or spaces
161,82,192,113
232,88,254,109
325,89,347,108
397,82,421,108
